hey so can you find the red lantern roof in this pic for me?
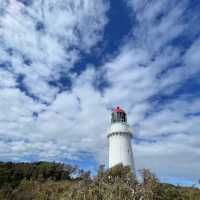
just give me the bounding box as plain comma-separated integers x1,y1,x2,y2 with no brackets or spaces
113,106,124,113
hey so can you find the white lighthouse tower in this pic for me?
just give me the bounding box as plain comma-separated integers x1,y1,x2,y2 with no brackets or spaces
108,106,134,171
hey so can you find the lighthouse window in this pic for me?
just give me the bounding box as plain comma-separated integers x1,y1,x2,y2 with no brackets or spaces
122,115,125,122
111,111,127,123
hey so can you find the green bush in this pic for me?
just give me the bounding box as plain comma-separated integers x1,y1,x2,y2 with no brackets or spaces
0,162,199,200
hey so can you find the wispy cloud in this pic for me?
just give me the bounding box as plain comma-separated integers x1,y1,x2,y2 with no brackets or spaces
0,0,109,102
0,0,109,162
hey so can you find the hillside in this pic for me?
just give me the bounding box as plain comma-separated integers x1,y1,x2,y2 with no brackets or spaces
0,162,199,200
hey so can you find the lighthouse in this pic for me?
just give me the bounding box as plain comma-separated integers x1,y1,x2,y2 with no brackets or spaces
108,106,134,171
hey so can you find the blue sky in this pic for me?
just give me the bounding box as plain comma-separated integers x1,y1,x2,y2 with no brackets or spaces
0,0,200,186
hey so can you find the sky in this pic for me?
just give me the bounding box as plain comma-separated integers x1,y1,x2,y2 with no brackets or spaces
0,0,200,186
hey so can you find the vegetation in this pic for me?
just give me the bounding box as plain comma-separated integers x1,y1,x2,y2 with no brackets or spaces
0,162,199,200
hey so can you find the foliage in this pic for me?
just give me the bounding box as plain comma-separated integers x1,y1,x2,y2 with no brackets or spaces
0,161,77,189
0,162,199,200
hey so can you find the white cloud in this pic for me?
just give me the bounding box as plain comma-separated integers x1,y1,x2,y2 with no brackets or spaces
0,0,109,101
0,0,109,159
184,38,200,69
0,69,16,88
134,132,200,179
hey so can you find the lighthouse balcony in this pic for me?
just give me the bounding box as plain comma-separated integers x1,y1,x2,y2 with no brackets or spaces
107,122,132,138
